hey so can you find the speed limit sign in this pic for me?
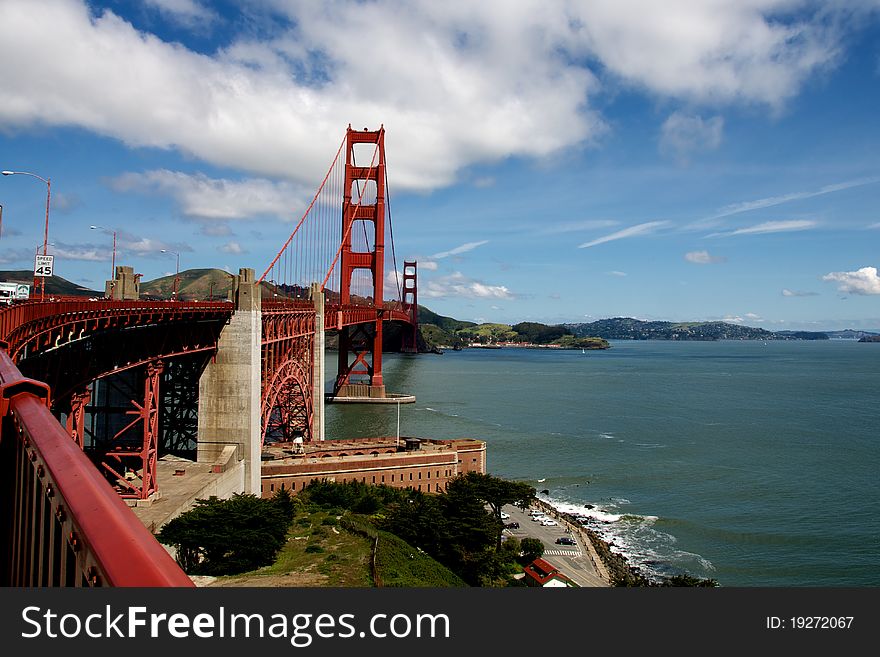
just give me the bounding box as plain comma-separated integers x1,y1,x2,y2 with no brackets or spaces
34,254,54,277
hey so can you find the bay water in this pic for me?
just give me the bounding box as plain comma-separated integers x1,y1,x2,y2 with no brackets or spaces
325,340,879,586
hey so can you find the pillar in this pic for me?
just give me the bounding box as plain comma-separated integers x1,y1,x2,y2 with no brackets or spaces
197,268,262,494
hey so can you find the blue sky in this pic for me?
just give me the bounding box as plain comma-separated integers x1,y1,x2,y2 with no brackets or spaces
1,1,879,330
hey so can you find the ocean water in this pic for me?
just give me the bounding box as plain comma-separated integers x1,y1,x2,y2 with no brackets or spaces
324,341,880,586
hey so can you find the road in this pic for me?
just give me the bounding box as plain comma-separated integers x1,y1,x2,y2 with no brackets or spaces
502,503,609,587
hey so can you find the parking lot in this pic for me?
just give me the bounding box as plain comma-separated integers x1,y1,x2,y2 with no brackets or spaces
501,503,609,587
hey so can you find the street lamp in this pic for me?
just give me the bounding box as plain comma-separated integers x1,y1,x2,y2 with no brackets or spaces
2,170,51,300
90,225,117,282
160,249,180,300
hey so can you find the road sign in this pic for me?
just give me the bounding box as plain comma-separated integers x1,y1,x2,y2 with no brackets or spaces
35,254,54,277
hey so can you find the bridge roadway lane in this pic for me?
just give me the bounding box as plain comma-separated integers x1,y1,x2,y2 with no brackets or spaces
502,504,609,587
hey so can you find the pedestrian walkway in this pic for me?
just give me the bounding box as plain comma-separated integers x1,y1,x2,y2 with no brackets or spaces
544,549,582,557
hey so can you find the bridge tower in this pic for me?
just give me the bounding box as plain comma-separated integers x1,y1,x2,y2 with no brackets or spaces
335,126,387,398
401,261,419,353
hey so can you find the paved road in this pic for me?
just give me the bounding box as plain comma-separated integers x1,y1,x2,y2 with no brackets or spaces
502,503,609,588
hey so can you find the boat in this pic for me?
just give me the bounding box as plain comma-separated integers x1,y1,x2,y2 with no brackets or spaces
537,478,546,483
582,348,586,354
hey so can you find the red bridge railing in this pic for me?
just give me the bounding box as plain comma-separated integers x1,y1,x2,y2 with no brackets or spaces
0,345,193,587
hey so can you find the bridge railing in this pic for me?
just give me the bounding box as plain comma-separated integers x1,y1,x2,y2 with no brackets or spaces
0,345,194,587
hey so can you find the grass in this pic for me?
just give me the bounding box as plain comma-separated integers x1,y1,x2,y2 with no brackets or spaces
374,530,467,587
209,508,469,588
213,509,373,587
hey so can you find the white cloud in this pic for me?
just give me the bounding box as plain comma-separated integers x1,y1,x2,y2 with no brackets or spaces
421,272,513,300
707,177,880,222
578,221,669,248
52,242,107,262
822,266,880,295
200,224,233,237
0,1,861,192
219,241,246,254
868,222,880,229
659,112,723,161
709,219,817,237
723,315,744,323
431,240,489,259
143,0,216,28
607,270,628,277
419,260,439,271
0,247,33,265
782,288,818,297
745,312,763,322
109,170,308,221
685,249,726,264
540,219,619,235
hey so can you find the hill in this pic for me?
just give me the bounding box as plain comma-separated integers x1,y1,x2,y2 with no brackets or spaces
0,270,101,297
567,317,792,341
139,268,235,300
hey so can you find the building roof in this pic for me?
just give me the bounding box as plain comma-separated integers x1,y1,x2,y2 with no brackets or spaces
523,558,577,587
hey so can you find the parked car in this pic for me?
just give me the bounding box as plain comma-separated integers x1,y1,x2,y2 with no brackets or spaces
540,518,558,526
531,514,546,522
500,512,510,519
504,522,520,529
555,536,576,545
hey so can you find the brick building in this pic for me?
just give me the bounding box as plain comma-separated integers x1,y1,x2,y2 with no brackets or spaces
259,436,486,497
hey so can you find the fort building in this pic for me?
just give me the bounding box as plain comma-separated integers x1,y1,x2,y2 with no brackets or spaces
259,436,486,497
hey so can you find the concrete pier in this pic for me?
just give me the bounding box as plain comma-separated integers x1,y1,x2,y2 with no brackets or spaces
196,268,261,494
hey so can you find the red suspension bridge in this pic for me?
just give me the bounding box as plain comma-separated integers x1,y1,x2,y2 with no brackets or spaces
0,126,420,586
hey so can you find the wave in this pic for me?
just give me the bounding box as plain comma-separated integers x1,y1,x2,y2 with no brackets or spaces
537,490,714,582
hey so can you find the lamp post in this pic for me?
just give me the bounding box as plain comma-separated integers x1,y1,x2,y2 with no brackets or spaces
160,249,180,300
89,225,117,282
2,170,51,300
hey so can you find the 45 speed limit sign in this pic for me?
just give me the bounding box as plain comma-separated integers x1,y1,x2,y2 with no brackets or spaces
34,254,54,277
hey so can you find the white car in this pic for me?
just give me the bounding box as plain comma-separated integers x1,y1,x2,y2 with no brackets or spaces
540,518,558,526
500,512,510,520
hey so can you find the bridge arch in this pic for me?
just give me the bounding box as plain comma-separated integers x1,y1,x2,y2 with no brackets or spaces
261,357,313,444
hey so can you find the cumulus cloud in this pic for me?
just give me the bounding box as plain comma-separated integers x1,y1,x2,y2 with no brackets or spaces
109,170,308,221
782,288,818,297
431,240,489,259
659,112,723,161
421,272,513,300
143,0,217,28
419,260,439,271
0,1,860,192
822,266,880,295
685,250,726,264
578,221,669,248
219,241,246,254
51,242,108,262
709,219,817,237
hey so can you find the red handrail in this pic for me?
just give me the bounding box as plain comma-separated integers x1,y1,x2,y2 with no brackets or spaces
0,347,193,586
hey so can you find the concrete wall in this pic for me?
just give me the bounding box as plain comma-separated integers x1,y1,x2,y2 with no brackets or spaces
196,268,261,495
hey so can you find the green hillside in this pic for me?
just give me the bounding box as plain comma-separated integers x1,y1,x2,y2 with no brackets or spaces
0,270,101,297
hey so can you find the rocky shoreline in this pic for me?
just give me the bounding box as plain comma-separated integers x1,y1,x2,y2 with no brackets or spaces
534,498,718,587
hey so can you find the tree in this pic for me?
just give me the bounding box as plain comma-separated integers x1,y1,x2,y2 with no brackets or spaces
156,493,293,575
520,537,545,564
451,472,534,548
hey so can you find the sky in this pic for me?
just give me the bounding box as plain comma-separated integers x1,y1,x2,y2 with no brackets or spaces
1,0,879,331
